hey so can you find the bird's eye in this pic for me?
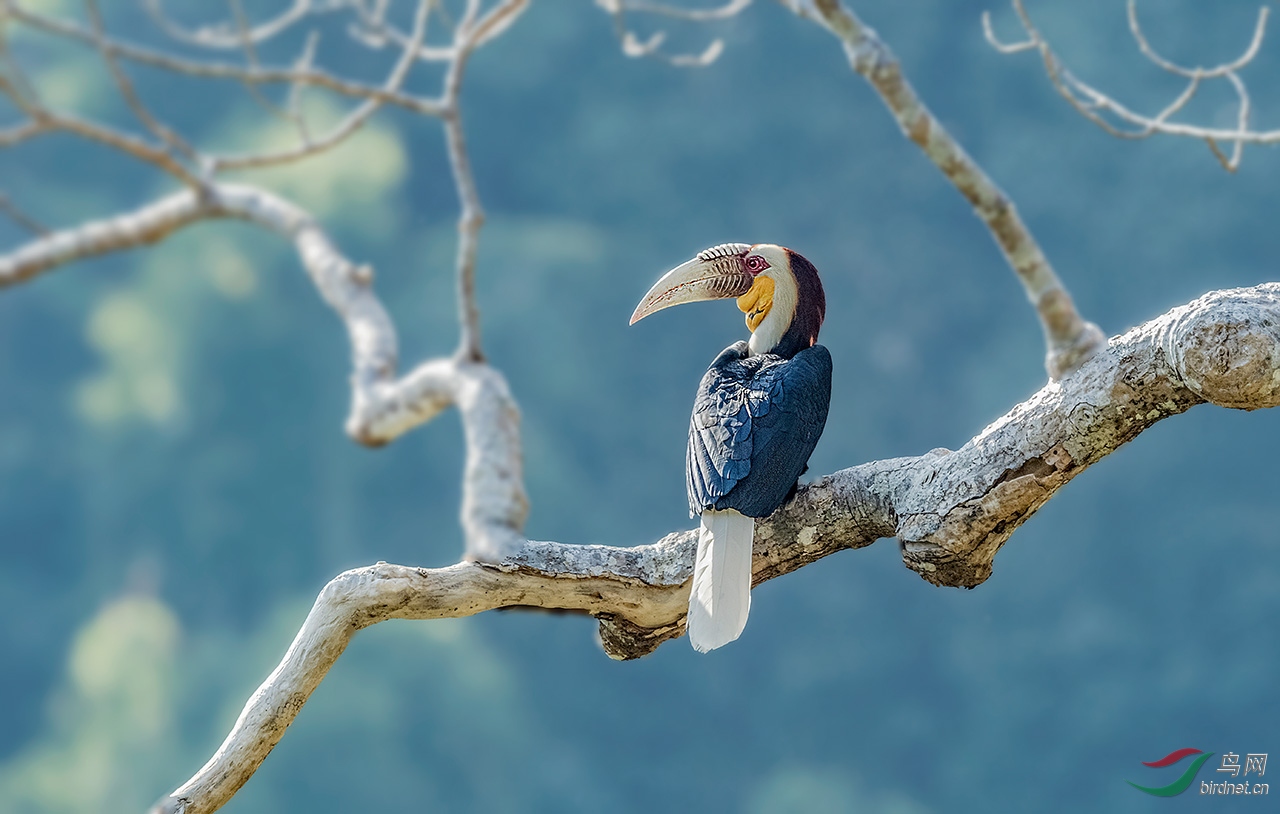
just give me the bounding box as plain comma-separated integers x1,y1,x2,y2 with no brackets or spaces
744,255,769,274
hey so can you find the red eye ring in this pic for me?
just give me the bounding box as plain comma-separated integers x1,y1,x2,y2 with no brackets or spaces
744,255,768,274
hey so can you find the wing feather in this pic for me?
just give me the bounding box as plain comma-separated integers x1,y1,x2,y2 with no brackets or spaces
686,343,832,518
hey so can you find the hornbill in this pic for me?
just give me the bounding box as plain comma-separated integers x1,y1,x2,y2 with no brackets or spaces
630,243,832,652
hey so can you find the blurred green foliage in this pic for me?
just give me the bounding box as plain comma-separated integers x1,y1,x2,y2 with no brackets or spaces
1,1,1278,812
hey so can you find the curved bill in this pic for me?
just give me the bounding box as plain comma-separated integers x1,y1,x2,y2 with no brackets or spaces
629,243,755,325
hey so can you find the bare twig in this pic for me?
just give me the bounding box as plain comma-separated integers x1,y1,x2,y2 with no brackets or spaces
224,0,301,130
980,11,1036,55
208,0,433,171
347,1,459,61
83,0,203,175
621,0,752,23
596,0,739,67
1127,1,1268,80
442,0,531,362
283,32,321,141
468,0,530,47
141,0,330,50
2,5,204,185
0,21,43,106
6,4,447,118
149,282,1280,814
0,192,46,234
0,6,1276,814
793,0,1105,378
0,181,528,560
0,0,535,561
31,108,203,184
226,0,262,67
0,119,48,147
984,0,1279,172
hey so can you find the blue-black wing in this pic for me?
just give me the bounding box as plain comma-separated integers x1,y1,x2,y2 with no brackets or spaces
686,341,832,518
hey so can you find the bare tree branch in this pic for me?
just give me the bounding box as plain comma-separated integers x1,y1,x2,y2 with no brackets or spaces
984,0,1280,172
441,0,532,362
347,1,460,61
140,0,331,50
602,0,1104,385
40,108,206,184
0,119,48,147
620,0,752,23
226,0,263,68
5,4,448,118
1,0,472,207
0,191,46,234
0,181,528,561
2,4,1277,813
789,0,1105,379
207,0,433,170
83,0,203,172
281,31,321,140
0,190,216,287
1,13,205,185
1126,2,1268,80
596,0,734,67
0,19,39,102
0,0,533,561
148,282,1280,814
223,0,306,131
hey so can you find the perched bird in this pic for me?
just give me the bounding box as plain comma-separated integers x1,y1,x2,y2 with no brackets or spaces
630,243,832,652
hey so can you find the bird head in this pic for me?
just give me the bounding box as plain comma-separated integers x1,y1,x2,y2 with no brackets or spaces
630,243,825,358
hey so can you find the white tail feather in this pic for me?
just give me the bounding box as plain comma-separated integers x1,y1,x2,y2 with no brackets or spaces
687,509,754,653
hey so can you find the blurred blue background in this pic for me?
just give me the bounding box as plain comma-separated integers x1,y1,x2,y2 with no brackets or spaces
1,0,1278,811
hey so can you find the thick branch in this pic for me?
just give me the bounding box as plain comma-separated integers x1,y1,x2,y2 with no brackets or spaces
151,282,1280,814
0,183,528,560
2,0,524,453
794,0,1104,378
0,191,217,286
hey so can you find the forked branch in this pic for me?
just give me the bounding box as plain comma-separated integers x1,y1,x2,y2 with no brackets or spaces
0,180,529,561
789,0,1105,378
1,4,1276,814
0,0,530,561
984,0,1280,172
595,0,740,67
149,282,1280,814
